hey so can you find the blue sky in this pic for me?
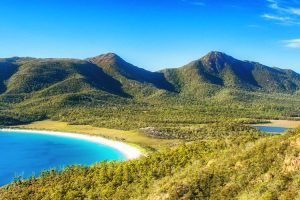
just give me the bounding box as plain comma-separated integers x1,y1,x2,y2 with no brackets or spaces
0,0,299,72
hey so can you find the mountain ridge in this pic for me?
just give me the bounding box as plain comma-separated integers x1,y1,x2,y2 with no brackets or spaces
162,51,300,93
0,51,299,100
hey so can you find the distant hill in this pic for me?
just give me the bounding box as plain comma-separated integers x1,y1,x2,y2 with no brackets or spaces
0,51,299,103
0,58,126,97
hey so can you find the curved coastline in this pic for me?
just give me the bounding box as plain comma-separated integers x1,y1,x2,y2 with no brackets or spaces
0,128,142,160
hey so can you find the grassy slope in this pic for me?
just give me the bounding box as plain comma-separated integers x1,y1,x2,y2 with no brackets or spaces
147,129,300,200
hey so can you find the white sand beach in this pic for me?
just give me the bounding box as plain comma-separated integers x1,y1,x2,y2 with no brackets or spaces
0,129,142,160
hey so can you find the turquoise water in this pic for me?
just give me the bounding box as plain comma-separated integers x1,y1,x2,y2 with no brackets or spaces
255,126,289,133
0,131,126,186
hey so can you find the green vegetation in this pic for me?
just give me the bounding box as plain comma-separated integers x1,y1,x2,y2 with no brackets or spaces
140,122,262,140
1,52,300,199
2,127,300,199
0,52,300,130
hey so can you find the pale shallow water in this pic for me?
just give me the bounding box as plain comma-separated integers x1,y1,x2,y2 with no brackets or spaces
0,131,126,186
255,126,289,133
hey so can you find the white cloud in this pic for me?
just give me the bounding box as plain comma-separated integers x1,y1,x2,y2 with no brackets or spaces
289,8,300,15
190,1,205,6
181,0,205,6
247,24,261,28
262,14,291,21
263,0,300,25
283,39,300,48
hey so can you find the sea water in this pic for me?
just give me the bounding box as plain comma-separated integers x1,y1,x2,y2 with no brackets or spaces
0,131,125,186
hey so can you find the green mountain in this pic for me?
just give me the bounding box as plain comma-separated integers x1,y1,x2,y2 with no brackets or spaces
0,51,300,127
0,58,125,97
0,51,299,101
89,53,175,93
163,51,300,95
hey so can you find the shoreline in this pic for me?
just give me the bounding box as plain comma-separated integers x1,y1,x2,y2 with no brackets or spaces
252,120,300,129
0,128,142,160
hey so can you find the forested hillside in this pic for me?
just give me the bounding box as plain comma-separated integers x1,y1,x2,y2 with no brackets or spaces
1,51,300,99
0,51,300,128
163,51,300,95
2,126,300,199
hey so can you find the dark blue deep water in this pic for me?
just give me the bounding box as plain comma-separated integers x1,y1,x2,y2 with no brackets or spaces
0,131,125,186
255,126,289,133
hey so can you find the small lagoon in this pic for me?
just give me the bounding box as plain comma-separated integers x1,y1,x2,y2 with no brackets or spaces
255,126,290,133
0,130,126,186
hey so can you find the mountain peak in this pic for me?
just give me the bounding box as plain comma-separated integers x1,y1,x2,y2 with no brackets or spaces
206,51,227,56
199,51,237,72
99,52,120,58
90,53,124,64
201,51,233,62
